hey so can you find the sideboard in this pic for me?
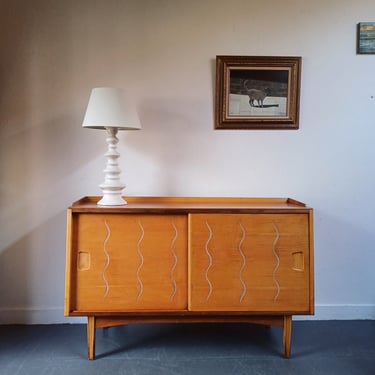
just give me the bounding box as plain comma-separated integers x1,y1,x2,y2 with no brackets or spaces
64,196,314,359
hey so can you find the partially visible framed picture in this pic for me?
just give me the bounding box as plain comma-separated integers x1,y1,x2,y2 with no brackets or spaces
215,55,301,129
357,22,375,54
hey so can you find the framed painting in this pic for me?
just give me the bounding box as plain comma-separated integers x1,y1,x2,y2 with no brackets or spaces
357,22,375,54
215,55,301,129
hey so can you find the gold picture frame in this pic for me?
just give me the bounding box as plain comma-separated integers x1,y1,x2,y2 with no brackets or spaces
215,55,301,129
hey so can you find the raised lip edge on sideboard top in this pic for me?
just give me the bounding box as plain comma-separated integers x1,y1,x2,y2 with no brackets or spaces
68,196,311,214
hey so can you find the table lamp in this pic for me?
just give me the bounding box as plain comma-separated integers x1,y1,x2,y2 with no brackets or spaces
82,87,141,206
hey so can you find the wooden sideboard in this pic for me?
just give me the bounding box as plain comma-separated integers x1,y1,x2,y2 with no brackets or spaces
64,196,314,359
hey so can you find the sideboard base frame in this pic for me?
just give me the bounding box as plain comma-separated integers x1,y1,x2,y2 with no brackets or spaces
86,314,292,360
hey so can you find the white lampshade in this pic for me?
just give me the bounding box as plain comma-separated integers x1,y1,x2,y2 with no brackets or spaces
82,87,141,130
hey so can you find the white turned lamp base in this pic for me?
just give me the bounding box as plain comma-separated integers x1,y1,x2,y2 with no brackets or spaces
97,127,127,206
97,194,127,206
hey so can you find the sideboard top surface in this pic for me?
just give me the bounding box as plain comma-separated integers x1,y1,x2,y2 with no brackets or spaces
69,196,312,214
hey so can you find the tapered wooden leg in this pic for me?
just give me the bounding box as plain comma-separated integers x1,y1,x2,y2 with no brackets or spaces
87,316,96,360
283,315,292,358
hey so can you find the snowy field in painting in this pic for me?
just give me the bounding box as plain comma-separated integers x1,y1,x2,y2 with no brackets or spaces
229,94,287,117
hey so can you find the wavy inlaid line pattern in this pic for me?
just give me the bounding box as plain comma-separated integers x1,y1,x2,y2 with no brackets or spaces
169,222,178,301
136,219,145,302
238,222,247,303
272,222,281,302
205,221,214,302
102,220,111,300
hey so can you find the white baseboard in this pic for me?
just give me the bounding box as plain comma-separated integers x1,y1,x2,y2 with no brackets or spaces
294,304,375,321
0,304,374,324
0,307,86,324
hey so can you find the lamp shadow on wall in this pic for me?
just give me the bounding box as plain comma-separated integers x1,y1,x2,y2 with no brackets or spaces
0,103,104,323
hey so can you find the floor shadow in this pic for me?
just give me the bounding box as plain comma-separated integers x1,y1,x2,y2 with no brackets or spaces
94,323,283,359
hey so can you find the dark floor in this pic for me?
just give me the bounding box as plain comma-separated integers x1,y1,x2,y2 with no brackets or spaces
0,321,374,374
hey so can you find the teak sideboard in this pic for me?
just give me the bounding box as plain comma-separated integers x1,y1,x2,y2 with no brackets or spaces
64,196,314,359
